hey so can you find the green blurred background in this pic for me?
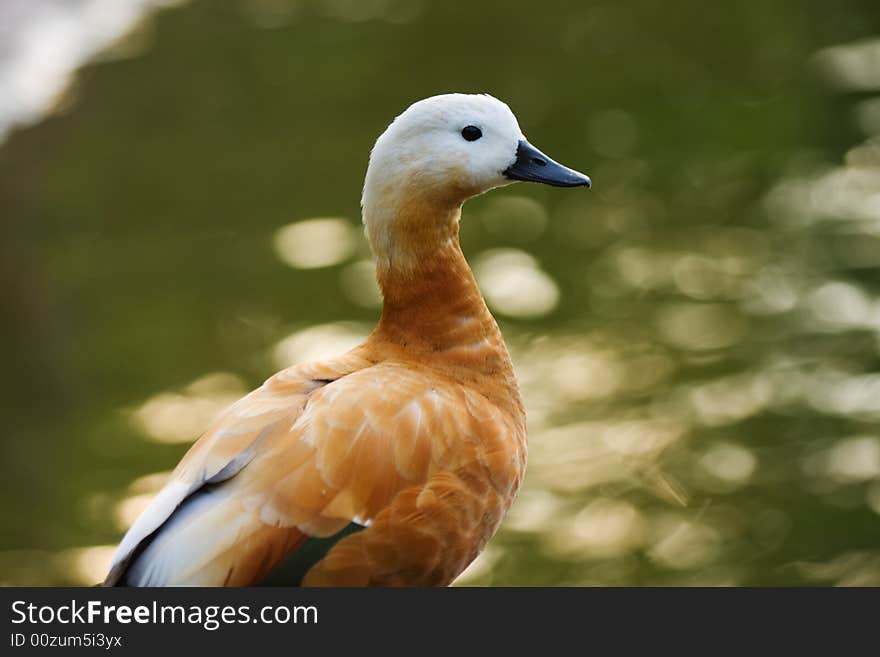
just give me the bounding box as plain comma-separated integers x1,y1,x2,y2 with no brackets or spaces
2,0,880,586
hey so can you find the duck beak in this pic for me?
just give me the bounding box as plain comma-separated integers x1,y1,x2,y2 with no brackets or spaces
503,140,591,188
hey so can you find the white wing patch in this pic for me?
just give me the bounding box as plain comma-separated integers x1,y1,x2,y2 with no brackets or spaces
104,480,194,584
122,485,245,586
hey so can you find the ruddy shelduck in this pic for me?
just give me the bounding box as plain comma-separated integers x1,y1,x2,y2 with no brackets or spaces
104,93,591,587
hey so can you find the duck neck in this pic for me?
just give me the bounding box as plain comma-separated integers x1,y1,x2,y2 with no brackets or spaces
365,203,523,419
367,206,504,357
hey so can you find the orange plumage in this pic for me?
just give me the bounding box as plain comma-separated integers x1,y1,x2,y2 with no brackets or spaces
103,93,589,586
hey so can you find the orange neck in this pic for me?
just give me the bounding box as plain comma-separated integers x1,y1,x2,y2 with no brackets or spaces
374,232,500,351
363,202,523,420
373,236,521,416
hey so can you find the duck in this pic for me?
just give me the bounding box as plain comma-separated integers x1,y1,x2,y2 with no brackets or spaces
103,93,590,587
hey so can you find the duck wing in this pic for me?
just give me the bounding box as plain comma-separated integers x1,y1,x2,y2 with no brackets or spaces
102,353,366,586
104,355,523,586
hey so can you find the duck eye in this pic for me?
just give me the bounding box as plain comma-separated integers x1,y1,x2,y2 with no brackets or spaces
461,125,482,142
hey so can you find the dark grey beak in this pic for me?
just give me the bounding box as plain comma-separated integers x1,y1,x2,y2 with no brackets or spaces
503,140,591,188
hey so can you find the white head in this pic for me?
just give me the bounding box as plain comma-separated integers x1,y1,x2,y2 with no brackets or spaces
362,93,590,270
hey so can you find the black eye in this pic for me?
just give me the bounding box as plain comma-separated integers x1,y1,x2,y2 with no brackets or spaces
461,125,482,142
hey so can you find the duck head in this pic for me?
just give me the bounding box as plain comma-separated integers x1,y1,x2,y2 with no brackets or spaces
362,93,590,271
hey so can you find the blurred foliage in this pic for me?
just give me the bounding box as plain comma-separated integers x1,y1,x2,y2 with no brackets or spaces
2,0,880,585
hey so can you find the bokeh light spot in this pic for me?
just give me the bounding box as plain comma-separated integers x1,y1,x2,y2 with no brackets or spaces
273,217,356,269
474,249,559,318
